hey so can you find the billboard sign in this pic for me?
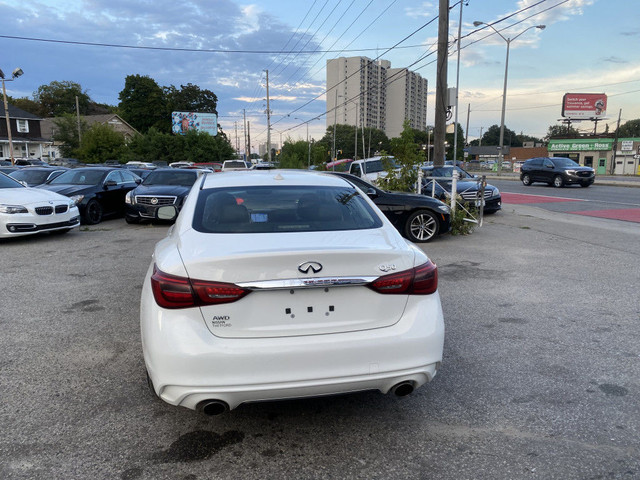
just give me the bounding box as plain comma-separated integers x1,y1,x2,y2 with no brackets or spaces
171,112,218,136
561,93,607,119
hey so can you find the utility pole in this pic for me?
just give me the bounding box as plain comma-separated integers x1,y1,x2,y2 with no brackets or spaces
332,89,338,162
433,0,449,167
479,126,483,146
234,121,238,154
247,121,251,161
354,101,358,161
243,109,247,161
265,69,272,163
465,103,471,147
452,0,464,165
611,108,622,175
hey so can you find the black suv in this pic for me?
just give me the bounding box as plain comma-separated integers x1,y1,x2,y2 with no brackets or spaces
520,157,595,188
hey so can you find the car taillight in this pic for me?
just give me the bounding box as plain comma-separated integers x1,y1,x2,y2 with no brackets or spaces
151,265,250,309
368,261,438,295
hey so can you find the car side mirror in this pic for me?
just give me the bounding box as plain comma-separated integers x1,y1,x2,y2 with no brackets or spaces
104,180,117,188
135,178,142,184
366,187,377,198
157,205,178,221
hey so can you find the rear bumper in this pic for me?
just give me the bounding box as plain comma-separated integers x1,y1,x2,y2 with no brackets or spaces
141,268,445,411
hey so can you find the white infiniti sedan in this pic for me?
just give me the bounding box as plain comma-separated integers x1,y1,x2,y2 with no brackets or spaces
140,170,444,415
0,172,80,238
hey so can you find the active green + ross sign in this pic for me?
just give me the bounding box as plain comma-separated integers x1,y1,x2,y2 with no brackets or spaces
547,139,613,152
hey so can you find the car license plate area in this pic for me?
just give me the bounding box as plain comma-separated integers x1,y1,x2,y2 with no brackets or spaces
201,285,406,338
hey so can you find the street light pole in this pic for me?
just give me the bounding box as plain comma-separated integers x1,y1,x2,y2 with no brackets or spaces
1,67,23,165
472,22,545,175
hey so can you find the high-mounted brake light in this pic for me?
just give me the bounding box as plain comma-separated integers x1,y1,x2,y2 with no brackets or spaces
368,261,437,295
151,265,250,309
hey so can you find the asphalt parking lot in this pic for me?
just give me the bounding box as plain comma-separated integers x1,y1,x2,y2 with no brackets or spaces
1,206,639,480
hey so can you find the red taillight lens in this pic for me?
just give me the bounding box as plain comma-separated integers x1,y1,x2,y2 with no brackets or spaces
368,261,438,295
191,279,250,305
150,265,250,309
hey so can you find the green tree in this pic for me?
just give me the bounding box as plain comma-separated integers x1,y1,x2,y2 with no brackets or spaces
279,139,311,169
617,119,640,137
34,81,91,117
445,124,466,161
52,114,89,157
118,74,169,133
7,96,44,116
320,124,390,160
75,123,126,163
384,120,423,191
121,128,234,163
480,124,522,147
545,123,579,140
165,83,218,113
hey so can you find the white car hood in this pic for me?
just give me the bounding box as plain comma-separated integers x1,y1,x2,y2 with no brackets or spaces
0,187,70,206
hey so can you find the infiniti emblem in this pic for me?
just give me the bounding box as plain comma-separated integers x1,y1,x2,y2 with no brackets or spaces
298,261,323,274
151,197,158,205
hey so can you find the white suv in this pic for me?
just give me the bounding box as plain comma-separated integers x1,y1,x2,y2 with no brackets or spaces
348,156,399,184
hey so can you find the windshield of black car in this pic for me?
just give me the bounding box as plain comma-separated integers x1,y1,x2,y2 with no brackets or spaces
193,185,383,234
0,173,24,188
552,158,580,168
224,161,246,169
48,169,106,185
9,170,50,184
143,171,197,186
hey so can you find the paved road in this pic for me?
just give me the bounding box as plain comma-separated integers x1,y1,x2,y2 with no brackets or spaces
1,206,639,479
488,179,640,223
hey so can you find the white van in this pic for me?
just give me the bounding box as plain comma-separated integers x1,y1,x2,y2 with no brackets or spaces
348,156,399,184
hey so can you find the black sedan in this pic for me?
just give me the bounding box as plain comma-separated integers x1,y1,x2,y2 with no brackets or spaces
38,167,141,224
421,166,502,213
327,172,451,243
124,168,205,224
9,167,68,186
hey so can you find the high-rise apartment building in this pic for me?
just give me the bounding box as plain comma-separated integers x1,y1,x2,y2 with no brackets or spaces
326,56,428,141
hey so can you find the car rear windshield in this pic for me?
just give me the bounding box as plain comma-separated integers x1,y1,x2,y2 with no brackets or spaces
192,185,383,234
363,158,397,173
143,171,197,186
224,161,246,169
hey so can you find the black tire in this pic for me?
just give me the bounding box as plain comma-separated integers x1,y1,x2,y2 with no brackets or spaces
521,174,532,186
405,210,439,243
82,199,103,225
553,175,564,188
125,215,140,224
580,182,590,188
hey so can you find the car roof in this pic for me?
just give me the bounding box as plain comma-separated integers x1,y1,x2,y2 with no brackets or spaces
200,169,351,189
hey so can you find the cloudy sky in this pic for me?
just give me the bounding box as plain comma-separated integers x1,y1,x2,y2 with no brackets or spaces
1,0,638,152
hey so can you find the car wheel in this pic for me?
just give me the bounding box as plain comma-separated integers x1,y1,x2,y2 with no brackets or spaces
405,210,439,243
83,199,103,225
553,175,564,188
521,174,532,186
580,182,590,188
125,215,140,224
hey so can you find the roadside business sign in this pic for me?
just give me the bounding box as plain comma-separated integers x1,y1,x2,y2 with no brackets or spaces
561,93,607,119
171,112,218,136
548,138,613,152
621,140,633,151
